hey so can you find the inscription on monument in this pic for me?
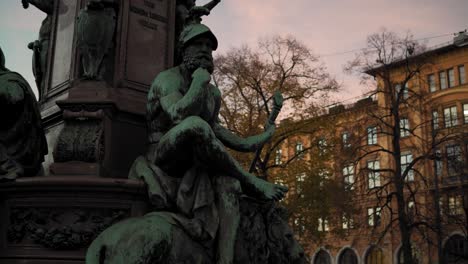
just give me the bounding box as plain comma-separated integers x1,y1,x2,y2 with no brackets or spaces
125,0,172,88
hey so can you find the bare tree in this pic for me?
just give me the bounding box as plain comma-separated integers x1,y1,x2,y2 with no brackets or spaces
213,35,343,247
345,29,467,264
213,35,339,178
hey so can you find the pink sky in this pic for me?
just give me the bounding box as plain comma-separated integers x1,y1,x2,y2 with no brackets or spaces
0,0,466,103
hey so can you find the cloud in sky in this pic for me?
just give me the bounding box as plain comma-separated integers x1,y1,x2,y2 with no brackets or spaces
0,0,467,101
204,0,467,100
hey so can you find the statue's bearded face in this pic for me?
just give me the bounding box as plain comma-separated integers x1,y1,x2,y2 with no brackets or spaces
183,36,214,74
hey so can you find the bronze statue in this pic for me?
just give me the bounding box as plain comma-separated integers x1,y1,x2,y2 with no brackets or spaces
87,23,293,264
147,23,287,263
0,46,48,181
76,0,116,80
22,0,54,101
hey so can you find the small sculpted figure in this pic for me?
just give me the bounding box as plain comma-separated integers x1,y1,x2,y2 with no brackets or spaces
76,0,116,80
0,47,48,181
22,0,54,101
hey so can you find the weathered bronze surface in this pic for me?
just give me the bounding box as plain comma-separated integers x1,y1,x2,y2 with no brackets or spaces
174,0,221,62
0,46,47,181
87,21,306,264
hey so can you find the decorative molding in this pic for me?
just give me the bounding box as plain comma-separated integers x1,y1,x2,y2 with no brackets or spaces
7,207,127,250
53,119,104,163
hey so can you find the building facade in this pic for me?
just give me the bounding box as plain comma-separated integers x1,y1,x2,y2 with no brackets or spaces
274,33,468,264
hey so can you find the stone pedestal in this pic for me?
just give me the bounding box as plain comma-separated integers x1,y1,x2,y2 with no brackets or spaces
0,0,175,262
49,81,147,178
41,0,175,177
0,177,149,264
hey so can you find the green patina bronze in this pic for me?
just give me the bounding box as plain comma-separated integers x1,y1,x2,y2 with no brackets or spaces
0,46,48,181
86,22,307,264
175,0,221,63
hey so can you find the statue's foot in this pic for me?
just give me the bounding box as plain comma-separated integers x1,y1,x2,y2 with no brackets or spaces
249,176,288,201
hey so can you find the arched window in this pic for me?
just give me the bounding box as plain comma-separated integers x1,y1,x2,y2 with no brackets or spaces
365,246,384,264
314,249,332,264
338,248,358,264
444,234,468,263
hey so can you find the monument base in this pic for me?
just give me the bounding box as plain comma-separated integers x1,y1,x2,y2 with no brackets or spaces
0,176,150,264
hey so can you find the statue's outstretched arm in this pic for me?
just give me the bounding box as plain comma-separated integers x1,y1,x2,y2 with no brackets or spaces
23,0,54,14
157,68,211,123
213,121,275,153
203,0,221,11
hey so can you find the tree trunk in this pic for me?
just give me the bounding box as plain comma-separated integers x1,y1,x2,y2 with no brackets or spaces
392,104,414,264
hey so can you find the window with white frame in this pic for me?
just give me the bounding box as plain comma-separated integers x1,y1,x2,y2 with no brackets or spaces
294,217,306,232
403,82,409,99
342,214,354,230
367,207,381,227
296,172,306,194
342,132,351,148
317,217,329,232
274,177,285,186
428,74,436,92
367,160,381,189
401,152,414,181
444,106,458,128
448,194,463,216
440,71,448,89
343,164,355,190
432,110,439,130
274,149,282,165
458,65,466,84
407,200,415,219
464,104,468,124
448,68,455,88
446,145,462,176
395,83,409,100
400,118,410,137
318,138,327,156
295,141,304,159
367,126,377,145
318,168,330,187
439,198,444,215
435,149,443,177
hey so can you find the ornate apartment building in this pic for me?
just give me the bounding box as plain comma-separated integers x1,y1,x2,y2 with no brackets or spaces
275,32,468,264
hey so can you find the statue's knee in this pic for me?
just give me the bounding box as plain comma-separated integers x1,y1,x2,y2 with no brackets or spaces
215,176,242,195
184,116,213,137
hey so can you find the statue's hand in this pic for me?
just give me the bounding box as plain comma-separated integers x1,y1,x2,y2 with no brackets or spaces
272,90,284,111
192,67,211,84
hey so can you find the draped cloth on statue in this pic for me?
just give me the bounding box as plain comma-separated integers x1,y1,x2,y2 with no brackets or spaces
0,71,47,180
130,156,219,247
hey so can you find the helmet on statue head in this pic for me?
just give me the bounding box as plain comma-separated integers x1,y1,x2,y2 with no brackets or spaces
179,23,218,51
